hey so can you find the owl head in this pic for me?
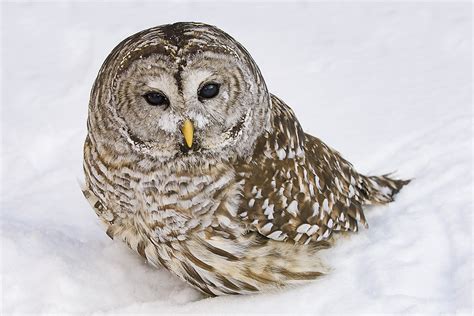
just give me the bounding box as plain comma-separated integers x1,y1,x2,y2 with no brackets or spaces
88,22,272,164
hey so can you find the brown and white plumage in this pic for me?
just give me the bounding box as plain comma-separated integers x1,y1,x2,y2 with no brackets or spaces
83,22,409,296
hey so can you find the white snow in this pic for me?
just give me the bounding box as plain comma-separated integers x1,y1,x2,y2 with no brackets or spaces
1,1,472,315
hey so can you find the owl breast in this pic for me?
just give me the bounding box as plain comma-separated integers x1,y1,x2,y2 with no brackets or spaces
135,164,244,243
84,139,244,240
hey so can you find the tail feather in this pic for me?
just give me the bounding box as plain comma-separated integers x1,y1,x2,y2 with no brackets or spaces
362,174,411,204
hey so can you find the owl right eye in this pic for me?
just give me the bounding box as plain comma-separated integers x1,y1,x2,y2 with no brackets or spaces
143,92,170,107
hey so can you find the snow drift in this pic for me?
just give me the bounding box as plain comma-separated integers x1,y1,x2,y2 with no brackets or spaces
1,1,471,314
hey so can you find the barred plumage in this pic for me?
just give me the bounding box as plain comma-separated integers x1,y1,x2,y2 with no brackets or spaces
83,22,409,296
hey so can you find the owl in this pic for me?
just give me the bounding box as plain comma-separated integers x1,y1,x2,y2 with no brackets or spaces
83,22,409,296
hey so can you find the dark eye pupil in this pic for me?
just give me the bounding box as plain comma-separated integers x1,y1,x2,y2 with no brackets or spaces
144,92,169,106
198,83,220,99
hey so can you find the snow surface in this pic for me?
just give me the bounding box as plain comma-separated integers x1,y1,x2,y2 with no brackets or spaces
1,1,472,314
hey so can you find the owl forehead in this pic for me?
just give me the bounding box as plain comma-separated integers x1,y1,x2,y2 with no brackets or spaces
113,24,244,77
123,50,239,79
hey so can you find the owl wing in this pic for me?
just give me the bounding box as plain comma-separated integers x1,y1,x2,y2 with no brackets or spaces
235,94,399,244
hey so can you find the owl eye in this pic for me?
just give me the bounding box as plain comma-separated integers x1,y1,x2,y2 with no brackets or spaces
198,83,220,99
143,92,169,107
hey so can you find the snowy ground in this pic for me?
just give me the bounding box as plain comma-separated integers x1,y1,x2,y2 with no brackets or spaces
1,1,472,315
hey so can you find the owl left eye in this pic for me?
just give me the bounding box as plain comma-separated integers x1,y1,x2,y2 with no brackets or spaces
198,83,220,99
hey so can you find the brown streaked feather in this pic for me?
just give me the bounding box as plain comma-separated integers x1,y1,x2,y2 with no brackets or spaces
236,94,409,244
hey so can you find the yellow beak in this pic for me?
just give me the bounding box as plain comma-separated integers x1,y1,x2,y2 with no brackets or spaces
181,119,194,148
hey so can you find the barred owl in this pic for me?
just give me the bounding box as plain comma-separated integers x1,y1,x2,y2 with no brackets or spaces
83,22,409,296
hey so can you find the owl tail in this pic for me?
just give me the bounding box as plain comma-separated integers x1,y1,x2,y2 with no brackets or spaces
361,174,410,205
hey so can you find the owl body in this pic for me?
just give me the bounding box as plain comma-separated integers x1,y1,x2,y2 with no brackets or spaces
83,22,408,296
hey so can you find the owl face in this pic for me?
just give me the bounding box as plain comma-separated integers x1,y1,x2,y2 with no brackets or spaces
91,23,272,163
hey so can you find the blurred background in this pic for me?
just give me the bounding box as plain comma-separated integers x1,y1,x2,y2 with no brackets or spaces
1,1,472,314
